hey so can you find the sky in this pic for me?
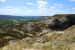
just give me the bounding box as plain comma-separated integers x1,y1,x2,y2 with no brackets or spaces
0,0,75,16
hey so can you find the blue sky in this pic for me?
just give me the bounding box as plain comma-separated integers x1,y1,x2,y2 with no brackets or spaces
0,0,75,16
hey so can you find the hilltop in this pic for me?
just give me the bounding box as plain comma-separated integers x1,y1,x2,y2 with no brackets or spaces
0,15,40,20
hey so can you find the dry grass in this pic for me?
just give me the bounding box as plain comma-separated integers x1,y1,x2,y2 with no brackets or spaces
0,29,75,50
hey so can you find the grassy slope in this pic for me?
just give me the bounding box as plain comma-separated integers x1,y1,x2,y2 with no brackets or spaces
0,28,75,50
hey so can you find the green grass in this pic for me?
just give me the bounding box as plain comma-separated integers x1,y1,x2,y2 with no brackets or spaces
0,19,14,25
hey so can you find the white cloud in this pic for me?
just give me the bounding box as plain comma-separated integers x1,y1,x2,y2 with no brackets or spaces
0,6,35,16
47,5,73,15
36,0,66,16
72,8,75,10
37,0,48,8
37,0,48,15
37,0,48,5
50,6,56,9
69,0,75,2
5,6,15,9
72,8,75,13
26,2,36,6
0,7,18,15
54,3,64,8
0,0,6,2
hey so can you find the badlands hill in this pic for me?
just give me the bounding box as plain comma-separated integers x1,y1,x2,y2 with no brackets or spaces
46,14,75,30
0,14,75,50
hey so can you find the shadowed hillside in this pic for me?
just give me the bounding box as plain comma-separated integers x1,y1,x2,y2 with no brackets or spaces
47,14,75,30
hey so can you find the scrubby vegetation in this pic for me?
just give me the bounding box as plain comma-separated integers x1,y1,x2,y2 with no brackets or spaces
0,14,75,50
